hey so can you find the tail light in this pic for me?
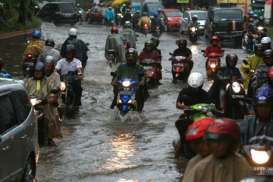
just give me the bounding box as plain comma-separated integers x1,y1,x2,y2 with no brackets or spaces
144,24,148,29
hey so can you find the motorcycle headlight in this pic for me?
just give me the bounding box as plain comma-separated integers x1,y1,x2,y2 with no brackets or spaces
60,82,66,91
122,80,131,87
210,63,216,69
117,13,123,18
250,149,271,165
30,98,41,106
257,26,264,31
190,27,197,32
232,82,241,94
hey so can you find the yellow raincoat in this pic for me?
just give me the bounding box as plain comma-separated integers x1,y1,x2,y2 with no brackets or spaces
23,39,44,59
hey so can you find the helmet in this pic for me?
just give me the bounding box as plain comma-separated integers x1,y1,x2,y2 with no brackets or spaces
192,15,198,21
176,39,187,48
124,21,132,28
261,37,272,45
45,55,54,64
185,117,215,142
31,30,42,39
188,72,204,88
255,84,273,104
145,40,153,47
255,44,263,52
34,61,45,71
45,39,55,47
126,48,138,63
69,28,78,37
205,118,240,142
211,35,220,42
225,54,238,67
248,11,254,17
111,26,119,34
151,37,160,47
263,49,273,59
65,44,76,56
267,66,273,80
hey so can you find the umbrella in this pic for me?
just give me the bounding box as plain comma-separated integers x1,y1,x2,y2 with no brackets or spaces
112,0,129,7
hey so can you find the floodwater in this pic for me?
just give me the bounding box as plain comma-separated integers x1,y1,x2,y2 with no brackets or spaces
0,22,246,182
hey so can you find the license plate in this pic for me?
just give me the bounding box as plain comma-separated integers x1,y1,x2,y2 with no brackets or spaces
119,90,133,95
254,167,273,175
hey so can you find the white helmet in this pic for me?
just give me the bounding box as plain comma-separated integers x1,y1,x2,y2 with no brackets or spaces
188,72,204,88
261,37,272,45
45,55,54,64
69,28,78,36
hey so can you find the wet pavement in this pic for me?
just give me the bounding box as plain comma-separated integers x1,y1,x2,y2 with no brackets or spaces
1,22,247,182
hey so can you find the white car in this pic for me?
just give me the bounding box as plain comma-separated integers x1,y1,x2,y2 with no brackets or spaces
180,10,208,35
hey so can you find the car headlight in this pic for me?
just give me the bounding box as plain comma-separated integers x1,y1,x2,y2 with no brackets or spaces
60,82,66,91
251,148,271,165
232,82,241,94
190,27,197,32
122,80,131,87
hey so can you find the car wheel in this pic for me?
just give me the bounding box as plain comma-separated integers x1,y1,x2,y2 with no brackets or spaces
22,157,35,182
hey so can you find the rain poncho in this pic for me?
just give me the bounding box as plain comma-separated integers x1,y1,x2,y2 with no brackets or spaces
104,8,115,22
24,77,48,99
121,28,137,48
105,34,126,63
38,46,61,64
23,39,44,59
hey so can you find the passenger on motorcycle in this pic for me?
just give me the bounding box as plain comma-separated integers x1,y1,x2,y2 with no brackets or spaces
111,48,147,112
240,84,273,145
122,21,137,48
0,59,12,79
105,26,126,63
204,35,224,57
240,44,263,89
209,54,242,110
183,118,252,182
182,117,215,179
175,72,210,158
61,28,89,69
24,61,48,100
56,44,83,107
45,56,61,92
38,39,60,64
139,40,161,64
23,30,44,62
138,12,151,32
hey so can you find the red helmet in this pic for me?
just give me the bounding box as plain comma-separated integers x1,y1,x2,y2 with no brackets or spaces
205,118,240,142
111,26,119,34
211,35,220,42
267,66,273,79
185,117,215,142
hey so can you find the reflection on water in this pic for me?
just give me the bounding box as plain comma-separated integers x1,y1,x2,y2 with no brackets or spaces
117,178,139,182
103,132,136,171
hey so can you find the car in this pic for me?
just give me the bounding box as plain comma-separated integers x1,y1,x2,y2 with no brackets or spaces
0,78,38,182
205,7,244,44
38,2,79,25
142,1,163,17
85,7,103,24
160,9,182,32
180,10,208,35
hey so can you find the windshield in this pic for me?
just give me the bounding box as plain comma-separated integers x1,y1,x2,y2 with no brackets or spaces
166,11,182,17
191,12,207,20
148,3,162,12
214,9,243,21
60,3,75,13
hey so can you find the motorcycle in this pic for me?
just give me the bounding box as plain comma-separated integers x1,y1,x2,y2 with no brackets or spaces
242,31,257,53
30,98,48,146
116,79,138,115
152,25,161,38
23,53,36,77
169,54,192,83
189,26,198,43
141,59,161,88
202,51,222,80
242,144,273,176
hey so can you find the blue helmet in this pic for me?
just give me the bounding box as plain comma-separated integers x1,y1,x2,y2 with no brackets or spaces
255,84,273,104
31,30,42,39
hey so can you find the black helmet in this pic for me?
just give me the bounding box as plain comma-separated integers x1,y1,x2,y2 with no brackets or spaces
145,40,153,47
65,44,76,57
151,37,160,48
177,39,187,48
263,49,273,59
226,54,238,67
126,48,138,64
45,39,55,47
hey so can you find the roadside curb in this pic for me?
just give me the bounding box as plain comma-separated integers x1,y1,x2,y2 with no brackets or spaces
0,29,32,40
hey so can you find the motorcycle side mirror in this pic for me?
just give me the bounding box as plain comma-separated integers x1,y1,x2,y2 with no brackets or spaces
201,50,205,53
169,52,173,56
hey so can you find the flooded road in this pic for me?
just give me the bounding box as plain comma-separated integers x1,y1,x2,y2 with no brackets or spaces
1,22,246,182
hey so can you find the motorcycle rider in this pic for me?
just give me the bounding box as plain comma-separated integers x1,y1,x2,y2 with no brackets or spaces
132,10,141,31
104,6,115,25
38,39,60,64
56,44,83,107
240,44,263,89
209,54,242,110
0,59,12,79
105,26,126,63
150,13,164,34
175,72,210,158
188,15,199,31
261,36,272,50
183,118,252,182
150,37,162,59
122,8,132,25
171,39,193,83
45,55,61,92
204,35,224,57
121,21,137,48
23,29,44,61
241,84,273,145
111,48,147,111
138,12,151,32
61,28,89,69
183,117,215,178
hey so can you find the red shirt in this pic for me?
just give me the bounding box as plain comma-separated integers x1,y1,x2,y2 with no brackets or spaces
139,50,161,64
205,45,223,57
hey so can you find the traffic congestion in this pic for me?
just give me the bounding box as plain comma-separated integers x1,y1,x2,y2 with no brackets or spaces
1,0,273,181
